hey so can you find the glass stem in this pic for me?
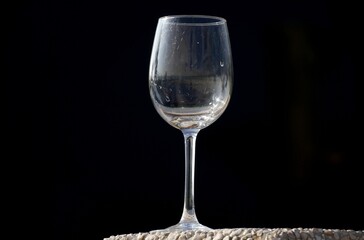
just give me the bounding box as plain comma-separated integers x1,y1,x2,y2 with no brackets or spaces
180,128,200,224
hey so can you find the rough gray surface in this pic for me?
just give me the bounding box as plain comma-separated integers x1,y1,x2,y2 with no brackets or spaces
104,228,364,240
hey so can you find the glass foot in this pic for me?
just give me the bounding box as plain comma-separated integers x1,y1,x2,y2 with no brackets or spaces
150,221,212,233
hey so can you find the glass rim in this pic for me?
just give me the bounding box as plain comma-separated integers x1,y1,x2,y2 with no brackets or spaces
158,15,227,26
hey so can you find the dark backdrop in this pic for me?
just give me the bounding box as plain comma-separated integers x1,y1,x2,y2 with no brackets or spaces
4,0,363,239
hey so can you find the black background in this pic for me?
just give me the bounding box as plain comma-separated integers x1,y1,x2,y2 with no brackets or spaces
4,0,363,239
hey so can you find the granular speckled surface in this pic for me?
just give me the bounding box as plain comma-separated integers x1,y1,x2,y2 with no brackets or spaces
104,228,364,240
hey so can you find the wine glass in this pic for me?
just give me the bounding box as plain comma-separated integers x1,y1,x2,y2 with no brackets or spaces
149,15,233,232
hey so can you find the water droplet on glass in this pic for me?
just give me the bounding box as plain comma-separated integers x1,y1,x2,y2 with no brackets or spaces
165,96,170,102
220,61,224,67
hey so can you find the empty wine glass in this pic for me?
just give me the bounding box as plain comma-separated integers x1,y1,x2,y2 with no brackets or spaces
149,15,233,232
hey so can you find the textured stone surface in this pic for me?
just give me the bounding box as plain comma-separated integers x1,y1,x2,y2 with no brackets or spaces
104,228,364,240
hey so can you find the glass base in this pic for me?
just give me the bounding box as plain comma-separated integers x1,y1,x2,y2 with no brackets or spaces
150,221,212,233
